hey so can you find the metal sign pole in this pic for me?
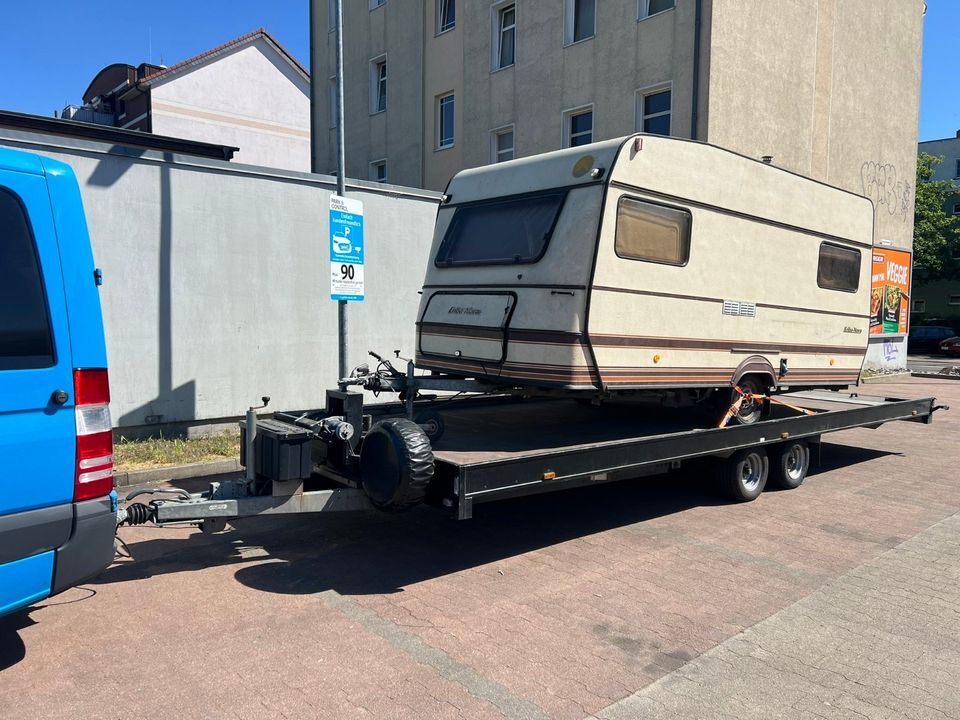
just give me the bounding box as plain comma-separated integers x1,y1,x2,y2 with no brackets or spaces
334,0,348,382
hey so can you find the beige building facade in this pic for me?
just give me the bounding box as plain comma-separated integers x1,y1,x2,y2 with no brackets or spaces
72,29,311,172
311,0,923,249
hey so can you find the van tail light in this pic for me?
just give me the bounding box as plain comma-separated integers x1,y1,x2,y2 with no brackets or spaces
74,368,113,501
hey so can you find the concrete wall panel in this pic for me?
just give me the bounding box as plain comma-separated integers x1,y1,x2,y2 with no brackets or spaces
1,130,440,431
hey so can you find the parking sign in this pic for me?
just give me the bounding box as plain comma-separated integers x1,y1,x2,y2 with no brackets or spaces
329,195,364,301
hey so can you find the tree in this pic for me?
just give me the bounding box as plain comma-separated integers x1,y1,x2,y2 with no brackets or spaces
913,153,960,280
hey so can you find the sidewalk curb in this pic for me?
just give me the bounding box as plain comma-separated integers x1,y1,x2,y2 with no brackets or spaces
114,457,241,488
911,371,960,381
859,371,913,384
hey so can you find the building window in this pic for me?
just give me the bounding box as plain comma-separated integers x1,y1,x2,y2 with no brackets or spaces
438,0,455,33
370,57,387,113
817,243,861,293
639,0,675,19
491,126,514,163
493,3,516,70
912,299,926,314
437,93,455,149
370,160,387,183
563,106,593,147
951,295,960,306
565,0,595,44
636,86,671,135
369,0,385,9
616,197,691,266
955,159,960,178
953,202,960,215
328,76,337,128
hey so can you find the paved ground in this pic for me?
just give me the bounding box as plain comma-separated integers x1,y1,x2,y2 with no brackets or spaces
1,377,957,720
908,352,960,374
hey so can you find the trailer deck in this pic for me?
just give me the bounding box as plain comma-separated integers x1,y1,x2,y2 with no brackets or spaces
125,389,941,529
423,391,938,518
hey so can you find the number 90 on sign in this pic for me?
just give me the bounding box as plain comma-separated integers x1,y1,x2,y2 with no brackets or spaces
330,260,364,301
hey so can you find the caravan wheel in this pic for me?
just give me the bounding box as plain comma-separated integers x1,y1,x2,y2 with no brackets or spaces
732,376,770,425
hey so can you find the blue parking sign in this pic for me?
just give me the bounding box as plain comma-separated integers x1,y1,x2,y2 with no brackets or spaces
329,195,364,301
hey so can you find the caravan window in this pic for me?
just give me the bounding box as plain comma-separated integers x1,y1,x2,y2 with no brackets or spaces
615,197,691,266
435,189,567,266
817,243,860,292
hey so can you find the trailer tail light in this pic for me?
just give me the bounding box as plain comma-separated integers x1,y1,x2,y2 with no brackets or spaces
74,368,113,501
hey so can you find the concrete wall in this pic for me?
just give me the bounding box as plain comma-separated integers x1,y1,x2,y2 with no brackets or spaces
150,38,312,172
0,128,440,433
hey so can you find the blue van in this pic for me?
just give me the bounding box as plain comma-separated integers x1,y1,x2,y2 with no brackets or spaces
0,147,116,617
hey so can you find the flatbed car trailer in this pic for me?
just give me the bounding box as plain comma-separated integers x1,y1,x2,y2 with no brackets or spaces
119,388,945,530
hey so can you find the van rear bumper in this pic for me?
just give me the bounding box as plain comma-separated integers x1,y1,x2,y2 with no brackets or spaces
0,495,115,616
52,495,116,594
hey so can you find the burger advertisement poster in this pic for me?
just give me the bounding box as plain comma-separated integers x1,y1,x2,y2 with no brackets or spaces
869,247,911,336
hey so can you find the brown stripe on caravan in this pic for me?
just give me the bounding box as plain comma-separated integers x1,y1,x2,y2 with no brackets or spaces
418,322,505,341
592,286,869,320
419,323,585,346
590,334,865,356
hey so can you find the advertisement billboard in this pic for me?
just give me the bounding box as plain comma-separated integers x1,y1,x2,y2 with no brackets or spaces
869,247,911,337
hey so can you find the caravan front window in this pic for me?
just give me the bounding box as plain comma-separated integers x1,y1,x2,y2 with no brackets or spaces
435,189,567,266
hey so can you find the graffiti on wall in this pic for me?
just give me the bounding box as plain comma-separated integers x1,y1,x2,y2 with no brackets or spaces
882,339,900,363
860,161,911,223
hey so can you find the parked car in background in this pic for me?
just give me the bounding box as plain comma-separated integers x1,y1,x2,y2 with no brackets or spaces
908,325,958,353
0,147,116,618
940,335,960,357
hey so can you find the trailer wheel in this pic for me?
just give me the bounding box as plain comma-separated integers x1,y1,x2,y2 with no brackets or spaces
360,418,434,511
414,410,445,444
720,447,769,502
769,440,810,490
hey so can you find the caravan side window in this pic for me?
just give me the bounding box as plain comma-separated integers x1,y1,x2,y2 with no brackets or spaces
817,243,860,292
615,197,690,266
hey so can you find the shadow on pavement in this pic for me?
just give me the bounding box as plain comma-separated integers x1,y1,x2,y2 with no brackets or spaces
0,611,33,672
93,441,894,597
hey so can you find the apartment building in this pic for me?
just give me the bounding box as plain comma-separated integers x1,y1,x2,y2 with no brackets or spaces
312,0,923,249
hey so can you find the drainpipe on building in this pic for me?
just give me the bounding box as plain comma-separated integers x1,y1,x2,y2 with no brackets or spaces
690,0,703,141
309,0,320,175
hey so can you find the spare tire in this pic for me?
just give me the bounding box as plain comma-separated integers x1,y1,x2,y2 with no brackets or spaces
360,418,434,511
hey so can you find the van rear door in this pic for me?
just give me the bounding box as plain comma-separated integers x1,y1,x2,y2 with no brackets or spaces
0,168,76,518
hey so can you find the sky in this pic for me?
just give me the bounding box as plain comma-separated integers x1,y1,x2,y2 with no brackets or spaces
0,0,956,141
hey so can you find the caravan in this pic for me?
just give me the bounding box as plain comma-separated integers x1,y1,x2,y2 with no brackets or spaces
415,135,872,420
